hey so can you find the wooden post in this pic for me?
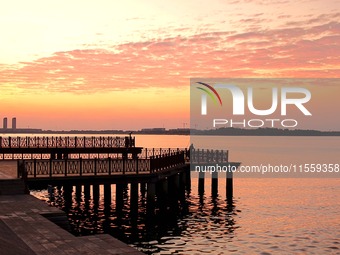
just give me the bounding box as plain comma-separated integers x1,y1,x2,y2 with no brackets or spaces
212,170,218,197
116,183,124,218
178,172,186,201
93,184,100,205
226,152,233,202
162,178,168,195
104,183,111,205
63,184,73,209
185,164,191,191
198,170,205,196
147,182,156,215
227,168,233,201
75,184,82,203
140,182,146,197
84,184,90,201
130,183,139,217
173,173,180,192
17,160,24,178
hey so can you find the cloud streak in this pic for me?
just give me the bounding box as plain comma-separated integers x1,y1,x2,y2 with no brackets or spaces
0,18,339,94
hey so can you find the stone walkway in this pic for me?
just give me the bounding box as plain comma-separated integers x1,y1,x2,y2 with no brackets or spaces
0,194,143,255
0,161,17,179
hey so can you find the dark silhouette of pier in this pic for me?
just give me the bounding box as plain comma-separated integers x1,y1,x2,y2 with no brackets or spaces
0,135,240,254
0,136,140,160
190,148,240,201
0,135,240,203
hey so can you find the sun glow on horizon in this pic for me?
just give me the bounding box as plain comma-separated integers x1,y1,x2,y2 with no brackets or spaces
0,0,339,130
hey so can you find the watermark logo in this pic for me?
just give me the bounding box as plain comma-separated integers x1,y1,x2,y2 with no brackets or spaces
196,82,312,116
196,82,223,115
194,80,312,129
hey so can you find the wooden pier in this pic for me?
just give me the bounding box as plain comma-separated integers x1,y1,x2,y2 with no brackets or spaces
190,148,241,201
18,151,188,185
0,135,241,254
0,135,241,201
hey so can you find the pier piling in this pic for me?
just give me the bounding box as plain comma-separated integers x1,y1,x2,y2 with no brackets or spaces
130,183,139,216
104,184,111,205
212,171,218,197
198,171,205,196
227,169,233,201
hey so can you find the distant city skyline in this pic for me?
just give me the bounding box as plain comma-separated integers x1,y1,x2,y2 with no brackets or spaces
0,0,339,130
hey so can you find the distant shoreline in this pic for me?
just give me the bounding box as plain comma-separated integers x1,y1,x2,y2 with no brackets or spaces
1,127,340,136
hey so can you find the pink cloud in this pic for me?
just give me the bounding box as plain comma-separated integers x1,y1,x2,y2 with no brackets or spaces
0,19,339,93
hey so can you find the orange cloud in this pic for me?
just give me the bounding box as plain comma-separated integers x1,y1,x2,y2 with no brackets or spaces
1,19,339,96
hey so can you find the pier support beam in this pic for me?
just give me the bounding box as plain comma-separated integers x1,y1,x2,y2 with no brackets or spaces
226,169,233,202
140,183,146,198
84,184,90,200
147,182,156,204
147,182,156,215
63,184,73,209
103,184,111,217
156,178,168,210
83,184,90,209
130,183,139,217
93,184,100,206
168,173,180,198
75,184,82,203
116,184,124,218
130,182,139,238
198,171,205,196
161,178,168,195
211,171,218,197
178,172,186,201
104,184,111,205
185,166,191,192
174,173,180,190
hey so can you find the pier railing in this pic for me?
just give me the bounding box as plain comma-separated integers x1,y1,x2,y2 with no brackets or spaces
141,148,188,159
190,148,228,163
0,146,185,160
18,151,185,179
0,136,134,149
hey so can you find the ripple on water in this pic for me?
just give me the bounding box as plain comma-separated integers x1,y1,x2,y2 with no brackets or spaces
30,178,340,254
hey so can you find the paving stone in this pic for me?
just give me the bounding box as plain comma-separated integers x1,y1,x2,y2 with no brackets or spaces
0,194,144,255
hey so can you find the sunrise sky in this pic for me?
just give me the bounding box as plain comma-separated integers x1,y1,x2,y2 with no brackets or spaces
0,0,339,130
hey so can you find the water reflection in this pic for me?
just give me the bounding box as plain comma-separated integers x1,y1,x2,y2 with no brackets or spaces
32,180,238,254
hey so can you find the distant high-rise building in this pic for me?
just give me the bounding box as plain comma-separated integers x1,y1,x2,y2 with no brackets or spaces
12,117,16,130
3,117,8,129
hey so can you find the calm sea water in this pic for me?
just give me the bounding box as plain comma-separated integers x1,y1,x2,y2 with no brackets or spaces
31,134,340,254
